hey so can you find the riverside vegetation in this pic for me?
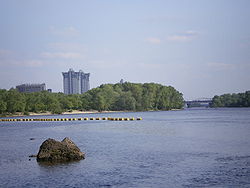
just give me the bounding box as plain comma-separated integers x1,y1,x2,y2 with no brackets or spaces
0,82,184,116
211,91,250,107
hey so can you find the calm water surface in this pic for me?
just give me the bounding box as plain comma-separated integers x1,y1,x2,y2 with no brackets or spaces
0,108,250,187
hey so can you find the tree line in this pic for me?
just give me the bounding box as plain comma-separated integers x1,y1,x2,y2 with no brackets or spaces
0,83,184,116
211,91,250,107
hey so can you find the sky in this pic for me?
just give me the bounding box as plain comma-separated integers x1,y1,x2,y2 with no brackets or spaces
0,0,250,100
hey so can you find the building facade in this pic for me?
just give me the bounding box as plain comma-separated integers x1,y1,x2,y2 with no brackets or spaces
62,68,90,94
16,83,46,93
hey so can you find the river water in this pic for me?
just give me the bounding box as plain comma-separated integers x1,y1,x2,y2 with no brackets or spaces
0,108,250,188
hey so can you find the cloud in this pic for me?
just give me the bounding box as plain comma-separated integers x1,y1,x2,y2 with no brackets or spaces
18,60,45,67
146,37,161,44
0,49,44,67
0,47,85,68
0,48,84,67
206,62,234,70
0,59,47,67
137,62,163,69
45,42,87,60
49,26,80,37
41,52,85,59
48,42,87,52
167,30,198,42
0,49,11,56
145,31,198,44
0,49,13,60
140,15,176,23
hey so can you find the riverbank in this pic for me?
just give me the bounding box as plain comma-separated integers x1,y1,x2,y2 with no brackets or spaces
0,108,185,118
0,110,126,118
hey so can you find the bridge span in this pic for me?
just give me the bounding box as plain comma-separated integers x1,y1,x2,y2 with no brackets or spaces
185,98,212,108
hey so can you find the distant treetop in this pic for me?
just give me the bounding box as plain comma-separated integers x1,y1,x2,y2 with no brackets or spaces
211,91,250,107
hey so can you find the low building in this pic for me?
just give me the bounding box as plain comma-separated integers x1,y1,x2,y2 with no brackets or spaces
16,83,46,93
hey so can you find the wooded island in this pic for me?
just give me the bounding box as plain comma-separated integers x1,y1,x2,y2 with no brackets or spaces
0,82,184,116
211,91,250,107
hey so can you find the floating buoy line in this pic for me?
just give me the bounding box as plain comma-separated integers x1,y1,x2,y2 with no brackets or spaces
0,117,143,122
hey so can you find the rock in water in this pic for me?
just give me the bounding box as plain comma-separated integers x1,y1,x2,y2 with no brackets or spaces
37,137,85,163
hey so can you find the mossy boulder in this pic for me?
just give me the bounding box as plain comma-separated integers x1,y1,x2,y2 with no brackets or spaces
37,137,85,163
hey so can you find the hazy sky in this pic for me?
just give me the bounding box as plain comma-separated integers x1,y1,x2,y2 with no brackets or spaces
0,0,249,100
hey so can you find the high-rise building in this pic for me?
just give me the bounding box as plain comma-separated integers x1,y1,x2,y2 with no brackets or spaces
79,70,90,94
62,68,90,94
16,83,46,93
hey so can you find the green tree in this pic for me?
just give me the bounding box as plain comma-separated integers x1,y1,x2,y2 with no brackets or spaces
6,89,26,113
211,91,250,107
80,92,92,110
0,100,7,114
114,92,136,111
49,102,63,114
0,82,185,115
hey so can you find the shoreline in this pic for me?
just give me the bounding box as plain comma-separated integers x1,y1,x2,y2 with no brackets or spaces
0,109,184,118
0,110,127,118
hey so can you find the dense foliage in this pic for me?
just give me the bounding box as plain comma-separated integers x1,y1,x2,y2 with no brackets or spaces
211,91,250,107
0,83,184,115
